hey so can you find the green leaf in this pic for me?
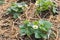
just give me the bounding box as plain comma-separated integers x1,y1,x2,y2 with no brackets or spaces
39,20,44,25
24,20,29,24
11,6,18,12
26,30,32,36
39,27,47,32
13,13,19,18
40,33,47,39
19,25,25,29
35,31,41,38
52,6,57,13
33,21,39,25
17,2,27,7
44,21,52,30
17,7,23,13
20,29,26,36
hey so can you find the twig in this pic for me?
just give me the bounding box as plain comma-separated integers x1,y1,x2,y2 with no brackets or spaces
28,35,32,40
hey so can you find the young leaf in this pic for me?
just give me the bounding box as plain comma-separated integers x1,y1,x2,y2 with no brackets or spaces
34,30,41,38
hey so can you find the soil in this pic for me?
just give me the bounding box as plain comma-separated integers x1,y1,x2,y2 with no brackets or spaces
0,0,60,40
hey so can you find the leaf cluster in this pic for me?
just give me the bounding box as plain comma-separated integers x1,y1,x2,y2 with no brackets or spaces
7,2,27,18
19,20,52,39
35,0,57,14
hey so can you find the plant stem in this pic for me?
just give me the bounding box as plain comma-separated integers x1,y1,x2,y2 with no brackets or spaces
27,35,32,40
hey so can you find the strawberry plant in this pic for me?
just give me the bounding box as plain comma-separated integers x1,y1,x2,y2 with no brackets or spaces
35,0,57,14
7,2,27,19
19,20,52,39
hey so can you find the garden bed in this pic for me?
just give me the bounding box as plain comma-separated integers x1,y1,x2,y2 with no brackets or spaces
0,0,60,40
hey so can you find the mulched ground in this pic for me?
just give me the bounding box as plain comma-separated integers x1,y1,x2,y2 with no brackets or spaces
0,0,60,40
